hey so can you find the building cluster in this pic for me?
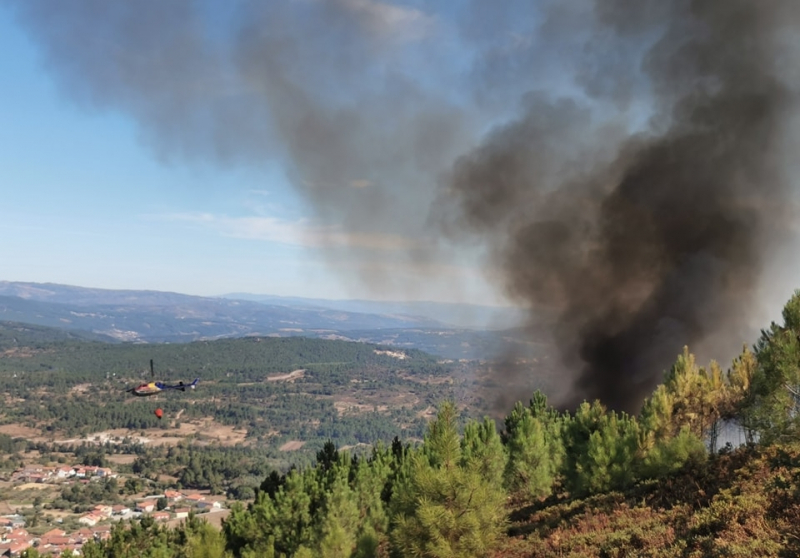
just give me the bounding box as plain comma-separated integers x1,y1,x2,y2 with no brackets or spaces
77,490,225,527
134,491,223,514
10,465,116,484
0,523,111,557
0,491,226,557
1,464,227,556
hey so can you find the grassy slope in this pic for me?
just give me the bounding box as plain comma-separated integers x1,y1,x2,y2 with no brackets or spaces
495,443,800,557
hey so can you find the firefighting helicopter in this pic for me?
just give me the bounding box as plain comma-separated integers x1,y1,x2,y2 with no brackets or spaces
125,359,199,419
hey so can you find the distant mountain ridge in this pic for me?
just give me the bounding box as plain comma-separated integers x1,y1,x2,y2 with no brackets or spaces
0,281,536,359
219,292,527,330
0,288,442,341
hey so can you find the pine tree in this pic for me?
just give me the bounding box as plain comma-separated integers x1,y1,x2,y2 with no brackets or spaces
224,469,314,557
353,443,392,538
314,465,360,557
729,344,758,443
389,401,507,557
460,416,506,490
573,410,641,495
561,400,606,496
748,290,800,442
502,402,557,500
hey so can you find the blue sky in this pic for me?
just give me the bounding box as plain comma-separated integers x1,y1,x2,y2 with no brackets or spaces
0,3,509,304
4,0,797,326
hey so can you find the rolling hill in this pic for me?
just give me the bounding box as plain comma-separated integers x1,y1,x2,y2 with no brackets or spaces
0,281,546,360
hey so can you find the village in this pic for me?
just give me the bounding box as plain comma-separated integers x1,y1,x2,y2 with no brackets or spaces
0,463,228,557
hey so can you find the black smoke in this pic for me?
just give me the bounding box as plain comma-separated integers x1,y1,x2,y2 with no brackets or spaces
8,0,800,413
439,0,800,413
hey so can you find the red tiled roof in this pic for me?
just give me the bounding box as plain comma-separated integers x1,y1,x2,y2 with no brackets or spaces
7,541,31,554
45,536,73,545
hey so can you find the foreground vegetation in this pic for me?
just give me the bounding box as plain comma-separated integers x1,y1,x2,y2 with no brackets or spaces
10,289,800,556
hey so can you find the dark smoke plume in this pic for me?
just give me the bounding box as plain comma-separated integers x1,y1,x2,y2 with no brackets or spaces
8,0,800,412
440,0,800,412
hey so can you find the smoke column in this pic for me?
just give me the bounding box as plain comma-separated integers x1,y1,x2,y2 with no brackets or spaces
8,0,800,412
439,0,800,412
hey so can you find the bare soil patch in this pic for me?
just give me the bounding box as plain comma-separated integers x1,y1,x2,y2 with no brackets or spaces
374,349,407,359
279,441,305,451
199,509,230,529
69,383,92,395
416,406,437,419
0,424,41,439
184,419,249,446
267,369,305,382
167,509,230,531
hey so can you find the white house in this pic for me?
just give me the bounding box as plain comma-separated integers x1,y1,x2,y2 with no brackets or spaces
135,501,157,513
173,508,190,519
78,514,100,527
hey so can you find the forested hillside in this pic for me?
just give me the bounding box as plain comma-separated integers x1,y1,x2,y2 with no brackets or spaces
0,328,496,457
0,321,118,348
21,288,800,557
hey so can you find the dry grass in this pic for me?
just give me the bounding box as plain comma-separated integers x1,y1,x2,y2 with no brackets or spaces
14,483,51,491
198,509,230,529
105,454,137,465
0,424,41,438
279,441,305,451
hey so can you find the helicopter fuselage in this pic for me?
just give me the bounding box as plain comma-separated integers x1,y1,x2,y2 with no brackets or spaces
129,379,198,396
